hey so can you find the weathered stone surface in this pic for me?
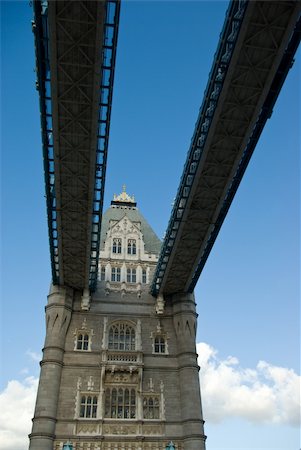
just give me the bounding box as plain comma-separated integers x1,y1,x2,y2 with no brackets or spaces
30,195,206,450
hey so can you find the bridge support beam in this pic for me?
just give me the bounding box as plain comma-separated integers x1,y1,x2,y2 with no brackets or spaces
172,292,206,450
29,285,73,450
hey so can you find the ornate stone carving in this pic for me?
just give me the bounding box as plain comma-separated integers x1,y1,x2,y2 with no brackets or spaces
103,424,137,435
148,378,154,392
87,376,94,391
155,294,165,315
81,288,91,311
102,317,108,350
77,377,82,390
76,422,99,434
136,319,142,350
142,424,163,435
105,371,138,384
160,380,166,420
106,352,138,363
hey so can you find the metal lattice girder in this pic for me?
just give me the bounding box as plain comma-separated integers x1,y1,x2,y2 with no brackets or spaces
152,0,301,296
33,0,120,291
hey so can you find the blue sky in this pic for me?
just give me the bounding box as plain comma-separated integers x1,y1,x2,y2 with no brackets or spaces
1,1,300,450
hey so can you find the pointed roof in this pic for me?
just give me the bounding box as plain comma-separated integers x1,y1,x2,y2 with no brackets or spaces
100,188,161,254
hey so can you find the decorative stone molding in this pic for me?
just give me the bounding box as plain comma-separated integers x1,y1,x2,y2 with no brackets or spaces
150,322,169,355
148,378,154,392
160,380,166,420
136,320,142,351
55,442,178,450
81,289,91,310
87,376,95,391
103,423,137,435
76,422,99,435
142,423,164,435
102,317,108,350
73,321,94,352
155,294,165,315
104,370,139,384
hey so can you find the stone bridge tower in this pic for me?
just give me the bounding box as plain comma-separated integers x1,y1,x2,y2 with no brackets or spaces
29,188,206,450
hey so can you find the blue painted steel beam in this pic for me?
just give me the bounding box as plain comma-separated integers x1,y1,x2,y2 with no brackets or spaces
188,13,301,293
33,0,59,284
89,1,121,291
33,0,120,291
151,0,301,296
151,0,249,296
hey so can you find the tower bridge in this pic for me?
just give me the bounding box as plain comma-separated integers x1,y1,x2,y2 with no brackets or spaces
29,1,301,449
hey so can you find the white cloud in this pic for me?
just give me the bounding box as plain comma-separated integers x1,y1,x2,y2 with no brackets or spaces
26,350,41,363
1,344,299,450
197,342,301,426
0,376,38,450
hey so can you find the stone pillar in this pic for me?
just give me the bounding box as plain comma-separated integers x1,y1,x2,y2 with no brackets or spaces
172,292,206,450
29,285,73,450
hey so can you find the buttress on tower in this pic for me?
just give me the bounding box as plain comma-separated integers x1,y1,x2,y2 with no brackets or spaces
29,188,206,450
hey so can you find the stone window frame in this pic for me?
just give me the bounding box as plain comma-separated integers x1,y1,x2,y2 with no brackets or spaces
108,321,136,351
142,268,147,284
126,267,136,283
154,336,166,354
104,386,137,419
112,237,122,254
151,328,169,355
142,394,160,420
100,265,106,281
79,393,98,419
127,238,137,255
111,266,121,282
73,320,94,352
76,333,89,351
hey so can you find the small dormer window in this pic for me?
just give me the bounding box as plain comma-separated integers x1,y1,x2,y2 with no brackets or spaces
112,238,122,254
127,239,136,255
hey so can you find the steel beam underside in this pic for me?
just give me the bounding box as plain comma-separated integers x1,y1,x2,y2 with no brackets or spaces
152,0,301,296
34,0,120,291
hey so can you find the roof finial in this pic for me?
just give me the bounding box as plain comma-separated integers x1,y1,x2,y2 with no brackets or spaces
111,185,136,206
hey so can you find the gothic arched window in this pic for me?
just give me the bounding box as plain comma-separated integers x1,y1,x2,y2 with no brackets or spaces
112,238,122,254
127,239,136,255
143,396,160,419
108,323,136,351
80,395,98,418
105,387,136,419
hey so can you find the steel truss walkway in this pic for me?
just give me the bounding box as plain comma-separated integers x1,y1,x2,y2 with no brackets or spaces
33,0,120,291
152,0,301,296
